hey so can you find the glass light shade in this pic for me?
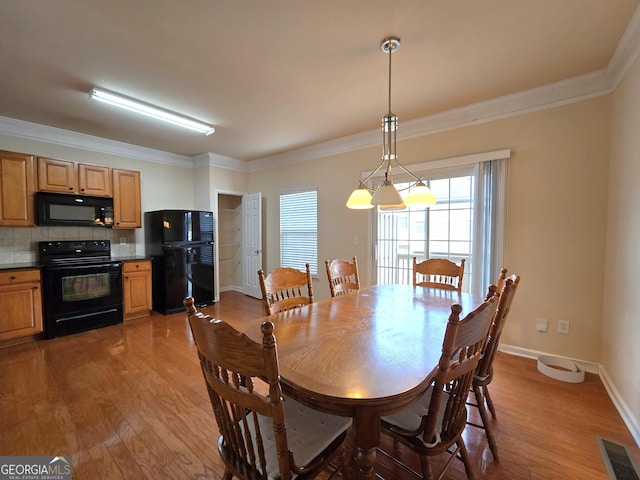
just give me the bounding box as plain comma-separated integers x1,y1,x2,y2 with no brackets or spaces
346,187,375,209
404,181,437,206
371,180,404,206
379,201,406,211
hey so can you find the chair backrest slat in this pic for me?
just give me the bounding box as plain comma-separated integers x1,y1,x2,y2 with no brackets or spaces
325,256,360,297
258,264,314,316
413,257,465,292
476,272,520,379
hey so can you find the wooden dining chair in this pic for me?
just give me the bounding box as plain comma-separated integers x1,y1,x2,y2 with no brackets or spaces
413,257,466,292
325,256,360,297
379,294,499,480
258,264,314,316
467,270,520,461
184,297,351,480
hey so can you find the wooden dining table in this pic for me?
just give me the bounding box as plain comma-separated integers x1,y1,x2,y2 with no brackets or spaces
232,284,484,480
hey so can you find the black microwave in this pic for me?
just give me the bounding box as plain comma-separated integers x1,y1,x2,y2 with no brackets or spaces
35,192,114,227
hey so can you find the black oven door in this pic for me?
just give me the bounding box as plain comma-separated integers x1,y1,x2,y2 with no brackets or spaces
41,261,123,338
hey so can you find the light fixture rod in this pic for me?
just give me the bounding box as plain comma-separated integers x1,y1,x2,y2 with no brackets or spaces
90,87,215,135
346,36,436,209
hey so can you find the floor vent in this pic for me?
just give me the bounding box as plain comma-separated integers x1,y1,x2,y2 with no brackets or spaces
598,436,640,480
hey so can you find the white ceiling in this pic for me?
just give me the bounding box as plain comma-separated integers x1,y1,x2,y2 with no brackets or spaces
0,1,638,164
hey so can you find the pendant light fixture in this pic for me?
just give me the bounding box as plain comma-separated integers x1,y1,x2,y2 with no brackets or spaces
346,37,436,210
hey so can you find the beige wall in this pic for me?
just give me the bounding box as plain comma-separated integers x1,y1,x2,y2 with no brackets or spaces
249,96,611,364
604,53,640,439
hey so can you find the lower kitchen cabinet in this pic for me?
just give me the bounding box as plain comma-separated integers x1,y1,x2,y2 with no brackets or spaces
123,260,152,320
0,269,43,344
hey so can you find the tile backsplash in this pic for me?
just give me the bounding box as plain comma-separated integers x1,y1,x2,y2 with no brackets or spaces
0,227,136,263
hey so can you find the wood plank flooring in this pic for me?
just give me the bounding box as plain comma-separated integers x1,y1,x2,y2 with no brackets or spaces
1,290,638,479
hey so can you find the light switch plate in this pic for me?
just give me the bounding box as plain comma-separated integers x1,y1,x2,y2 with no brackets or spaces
536,318,548,332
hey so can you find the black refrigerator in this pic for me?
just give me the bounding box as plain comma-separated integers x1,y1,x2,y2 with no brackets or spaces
145,209,215,314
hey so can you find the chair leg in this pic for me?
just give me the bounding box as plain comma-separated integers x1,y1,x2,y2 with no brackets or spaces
419,454,434,480
456,438,476,480
473,384,500,462
484,385,497,418
473,384,490,427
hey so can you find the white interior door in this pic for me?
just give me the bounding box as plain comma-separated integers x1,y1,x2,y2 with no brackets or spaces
242,192,262,298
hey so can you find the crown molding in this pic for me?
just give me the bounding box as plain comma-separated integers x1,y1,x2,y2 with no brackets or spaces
0,67,618,174
192,152,249,172
249,68,613,172
609,4,640,89
0,115,194,167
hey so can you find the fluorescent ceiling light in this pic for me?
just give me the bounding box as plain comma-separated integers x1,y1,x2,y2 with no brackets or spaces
90,87,215,135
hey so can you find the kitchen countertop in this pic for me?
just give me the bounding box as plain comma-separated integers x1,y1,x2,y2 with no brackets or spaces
0,256,151,271
117,256,151,262
0,262,42,271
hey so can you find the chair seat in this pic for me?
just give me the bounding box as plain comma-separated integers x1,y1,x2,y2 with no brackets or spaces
382,387,449,447
246,395,352,479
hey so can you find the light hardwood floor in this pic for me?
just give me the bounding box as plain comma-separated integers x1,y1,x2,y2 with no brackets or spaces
1,290,638,479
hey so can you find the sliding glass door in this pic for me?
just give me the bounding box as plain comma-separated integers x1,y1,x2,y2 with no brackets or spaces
375,158,505,296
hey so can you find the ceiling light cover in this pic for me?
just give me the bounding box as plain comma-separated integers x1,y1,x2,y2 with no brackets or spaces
90,87,215,135
346,185,375,209
346,37,436,210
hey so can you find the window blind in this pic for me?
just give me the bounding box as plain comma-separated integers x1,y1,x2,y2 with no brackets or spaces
280,189,318,276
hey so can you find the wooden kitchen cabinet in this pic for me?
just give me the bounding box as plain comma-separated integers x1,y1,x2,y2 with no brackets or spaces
0,269,43,343
123,260,152,320
78,163,113,196
112,168,141,228
0,150,36,227
38,157,112,196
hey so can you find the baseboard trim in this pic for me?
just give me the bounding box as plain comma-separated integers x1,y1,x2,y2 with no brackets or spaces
599,366,640,448
219,286,244,293
498,343,600,373
499,343,640,448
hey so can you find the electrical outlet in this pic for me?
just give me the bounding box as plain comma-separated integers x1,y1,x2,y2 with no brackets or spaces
119,237,127,245
558,319,570,334
536,318,548,332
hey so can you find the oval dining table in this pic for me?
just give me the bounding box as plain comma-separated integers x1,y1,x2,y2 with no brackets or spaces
233,284,484,480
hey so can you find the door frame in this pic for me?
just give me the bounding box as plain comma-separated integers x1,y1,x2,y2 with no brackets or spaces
213,189,243,302
213,189,263,301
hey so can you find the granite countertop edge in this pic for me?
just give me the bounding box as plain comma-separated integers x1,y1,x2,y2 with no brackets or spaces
0,256,151,271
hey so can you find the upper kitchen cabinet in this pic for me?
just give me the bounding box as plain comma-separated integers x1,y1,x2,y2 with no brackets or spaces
78,163,113,196
112,168,141,228
38,157,112,196
0,150,36,227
